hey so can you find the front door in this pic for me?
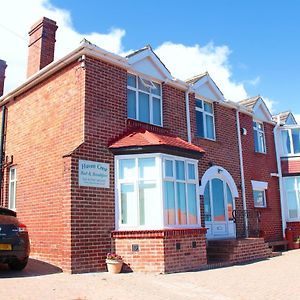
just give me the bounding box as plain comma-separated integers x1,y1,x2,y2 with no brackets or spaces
204,178,236,239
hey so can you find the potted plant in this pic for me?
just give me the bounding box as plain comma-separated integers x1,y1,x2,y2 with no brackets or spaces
293,237,300,249
106,253,123,274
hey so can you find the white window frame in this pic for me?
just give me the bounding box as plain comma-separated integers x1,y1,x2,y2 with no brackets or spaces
115,153,201,230
283,176,300,221
8,167,17,210
195,98,216,141
251,180,268,208
127,73,163,126
253,120,267,153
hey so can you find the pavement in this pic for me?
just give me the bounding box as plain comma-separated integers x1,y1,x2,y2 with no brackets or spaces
0,250,300,300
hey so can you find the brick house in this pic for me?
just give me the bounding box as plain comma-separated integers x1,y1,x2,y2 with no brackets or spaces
273,112,300,240
0,17,283,273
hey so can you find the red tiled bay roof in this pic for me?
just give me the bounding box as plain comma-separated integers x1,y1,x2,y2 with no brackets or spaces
109,129,205,154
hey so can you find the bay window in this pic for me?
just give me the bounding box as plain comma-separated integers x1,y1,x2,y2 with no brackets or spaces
253,121,266,153
281,128,300,155
284,177,300,220
195,98,215,140
116,154,200,229
127,74,162,126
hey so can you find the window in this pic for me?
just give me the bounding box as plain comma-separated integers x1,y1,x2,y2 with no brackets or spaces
253,121,266,153
253,190,266,208
127,74,162,126
116,154,200,229
163,159,199,226
8,167,17,210
195,99,215,140
281,128,300,155
284,177,300,220
251,180,268,208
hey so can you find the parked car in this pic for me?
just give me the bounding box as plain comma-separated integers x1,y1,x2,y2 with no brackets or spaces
0,207,30,270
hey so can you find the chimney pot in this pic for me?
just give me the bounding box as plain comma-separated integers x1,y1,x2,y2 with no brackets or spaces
0,60,7,97
27,17,58,78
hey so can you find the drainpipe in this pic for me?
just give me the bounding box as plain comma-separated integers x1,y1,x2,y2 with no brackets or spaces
273,116,286,238
0,106,6,204
236,108,248,237
185,88,192,143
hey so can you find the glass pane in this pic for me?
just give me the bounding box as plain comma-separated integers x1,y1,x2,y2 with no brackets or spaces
165,160,173,177
138,77,150,93
164,181,176,225
257,123,263,130
297,177,300,190
187,163,195,180
212,179,225,221
187,184,197,224
175,161,185,180
253,121,257,129
127,74,136,88
176,182,187,224
152,82,161,96
127,89,136,119
281,130,291,154
195,99,203,109
258,132,266,152
138,92,150,123
120,183,135,225
9,182,15,209
205,115,215,139
139,181,157,226
204,101,213,113
292,128,300,154
285,177,295,190
204,183,211,221
226,184,234,221
153,97,162,126
287,191,298,219
196,110,204,137
253,190,266,207
254,130,259,152
10,168,16,181
119,159,135,179
138,158,155,179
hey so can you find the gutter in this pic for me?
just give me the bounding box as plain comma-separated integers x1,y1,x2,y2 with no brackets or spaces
0,106,6,204
273,116,286,237
236,107,248,237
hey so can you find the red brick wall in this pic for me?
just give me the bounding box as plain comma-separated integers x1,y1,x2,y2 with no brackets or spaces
286,222,300,240
239,112,282,241
281,158,300,175
112,229,207,273
1,60,85,271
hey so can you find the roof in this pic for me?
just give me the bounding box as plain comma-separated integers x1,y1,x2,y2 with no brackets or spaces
185,72,208,84
238,96,261,111
109,128,205,155
272,111,297,124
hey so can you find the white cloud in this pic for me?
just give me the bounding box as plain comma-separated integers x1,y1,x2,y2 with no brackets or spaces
246,76,260,87
0,0,125,93
154,41,248,101
1,0,259,106
263,97,277,114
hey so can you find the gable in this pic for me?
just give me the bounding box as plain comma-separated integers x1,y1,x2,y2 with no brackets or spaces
286,113,297,125
127,48,172,82
192,74,225,102
252,98,273,122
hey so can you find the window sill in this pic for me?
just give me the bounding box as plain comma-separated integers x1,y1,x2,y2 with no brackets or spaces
194,136,217,144
254,151,267,156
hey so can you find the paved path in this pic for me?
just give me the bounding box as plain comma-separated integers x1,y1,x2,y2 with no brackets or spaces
0,250,299,300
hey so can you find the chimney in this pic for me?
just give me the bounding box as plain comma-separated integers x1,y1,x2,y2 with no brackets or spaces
0,60,7,97
27,17,58,78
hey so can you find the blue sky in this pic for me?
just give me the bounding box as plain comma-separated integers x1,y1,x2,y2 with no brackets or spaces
1,0,299,119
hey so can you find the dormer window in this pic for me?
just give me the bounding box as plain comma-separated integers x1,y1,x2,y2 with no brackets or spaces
195,99,215,140
127,74,162,126
253,121,266,153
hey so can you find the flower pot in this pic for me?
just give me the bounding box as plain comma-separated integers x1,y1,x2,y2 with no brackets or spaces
293,242,300,250
106,259,123,274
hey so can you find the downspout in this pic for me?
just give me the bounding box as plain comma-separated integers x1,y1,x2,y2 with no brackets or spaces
185,88,192,143
236,108,248,237
0,106,6,204
274,117,286,237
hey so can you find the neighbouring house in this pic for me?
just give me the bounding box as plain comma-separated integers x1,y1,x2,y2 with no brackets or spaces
273,111,300,239
0,17,286,273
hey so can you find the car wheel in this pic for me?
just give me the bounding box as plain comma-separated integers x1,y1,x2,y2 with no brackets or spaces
8,258,28,271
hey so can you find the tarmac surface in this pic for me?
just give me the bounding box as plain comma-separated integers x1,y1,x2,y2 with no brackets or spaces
0,250,299,300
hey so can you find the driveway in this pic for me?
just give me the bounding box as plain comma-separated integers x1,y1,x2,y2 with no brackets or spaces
0,250,299,300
